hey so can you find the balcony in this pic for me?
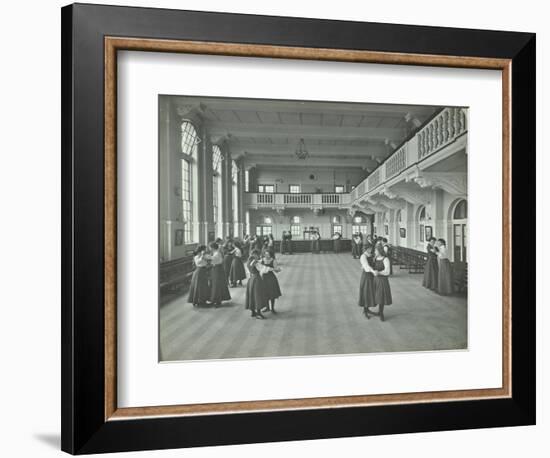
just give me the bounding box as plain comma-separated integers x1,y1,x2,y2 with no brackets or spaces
245,192,351,210
246,107,467,213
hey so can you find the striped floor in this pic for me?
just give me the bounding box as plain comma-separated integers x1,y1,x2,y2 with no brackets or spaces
160,253,467,362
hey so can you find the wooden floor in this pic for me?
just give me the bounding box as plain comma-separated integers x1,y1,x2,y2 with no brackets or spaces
160,253,467,362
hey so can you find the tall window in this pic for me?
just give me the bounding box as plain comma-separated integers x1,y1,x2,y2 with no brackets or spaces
289,185,301,194
419,206,426,243
332,215,342,235
232,160,239,237
212,145,223,237
245,211,250,237
180,121,199,244
256,216,272,236
244,169,250,192
352,215,368,236
290,215,301,238
453,199,468,262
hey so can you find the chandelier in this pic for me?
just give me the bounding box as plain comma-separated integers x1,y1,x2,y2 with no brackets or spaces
294,138,309,160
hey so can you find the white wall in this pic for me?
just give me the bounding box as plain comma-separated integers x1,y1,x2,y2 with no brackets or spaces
0,1,545,458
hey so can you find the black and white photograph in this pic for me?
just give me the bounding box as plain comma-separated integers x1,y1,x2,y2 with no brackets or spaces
159,95,469,362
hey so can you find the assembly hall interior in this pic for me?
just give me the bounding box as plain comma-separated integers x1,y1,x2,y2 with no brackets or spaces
159,95,468,362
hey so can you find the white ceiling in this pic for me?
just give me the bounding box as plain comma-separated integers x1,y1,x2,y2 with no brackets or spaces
172,96,440,170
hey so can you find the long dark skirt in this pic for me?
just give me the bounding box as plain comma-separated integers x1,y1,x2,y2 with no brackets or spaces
358,271,375,308
229,257,247,283
352,243,362,258
245,274,267,311
422,256,439,290
438,259,454,295
209,264,231,304
262,271,282,300
187,266,210,305
333,239,341,253
373,276,393,305
311,239,320,253
223,254,234,281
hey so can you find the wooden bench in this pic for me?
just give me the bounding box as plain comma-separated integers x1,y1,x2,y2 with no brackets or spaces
160,255,194,305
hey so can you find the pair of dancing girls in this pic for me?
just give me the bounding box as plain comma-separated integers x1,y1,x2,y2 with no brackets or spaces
245,249,282,319
423,237,454,295
187,242,231,308
358,243,393,321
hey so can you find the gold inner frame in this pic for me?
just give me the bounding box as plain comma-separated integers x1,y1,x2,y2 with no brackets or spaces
104,37,512,421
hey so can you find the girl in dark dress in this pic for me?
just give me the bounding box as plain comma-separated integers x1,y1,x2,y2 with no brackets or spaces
311,231,321,254
266,233,276,259
332,232,342,253
422,237,439,290
229,241,247,287
367,243,393,321
352,233,363,259
222,239,234,285
436,239,454,295
245,250,268,319
358,245,375,318
259,250,282,313
208,242,231,307
187,245,211,307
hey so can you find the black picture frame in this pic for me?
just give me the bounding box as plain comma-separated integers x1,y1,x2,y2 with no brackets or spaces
62,3,535,455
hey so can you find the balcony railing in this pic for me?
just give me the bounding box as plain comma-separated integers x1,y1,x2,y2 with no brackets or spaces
246,192,350,208
417,107,467,159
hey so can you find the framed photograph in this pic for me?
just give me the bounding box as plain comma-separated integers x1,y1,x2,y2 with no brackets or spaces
174,229,184,246
61,3,535,455
425,225,433,241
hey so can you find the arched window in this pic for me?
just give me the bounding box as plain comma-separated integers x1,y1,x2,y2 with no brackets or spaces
452,199,468,262
396,210,402,222
180,121,199,244
212,145,223,237
352,214,368,236
453,199,467,219
291,216,300,224
418,206,426,242
332,215,342,236
256,215,272,237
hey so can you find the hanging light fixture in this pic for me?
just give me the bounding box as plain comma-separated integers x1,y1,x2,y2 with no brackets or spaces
294,138,309,160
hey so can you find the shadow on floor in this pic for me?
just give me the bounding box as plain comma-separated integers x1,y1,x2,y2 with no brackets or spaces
34,433,60,449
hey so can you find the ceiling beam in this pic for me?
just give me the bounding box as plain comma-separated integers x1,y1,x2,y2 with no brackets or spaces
208,122,406,142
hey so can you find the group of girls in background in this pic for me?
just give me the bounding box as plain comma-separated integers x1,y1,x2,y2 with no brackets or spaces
422,237,454,295
358,240,393,321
